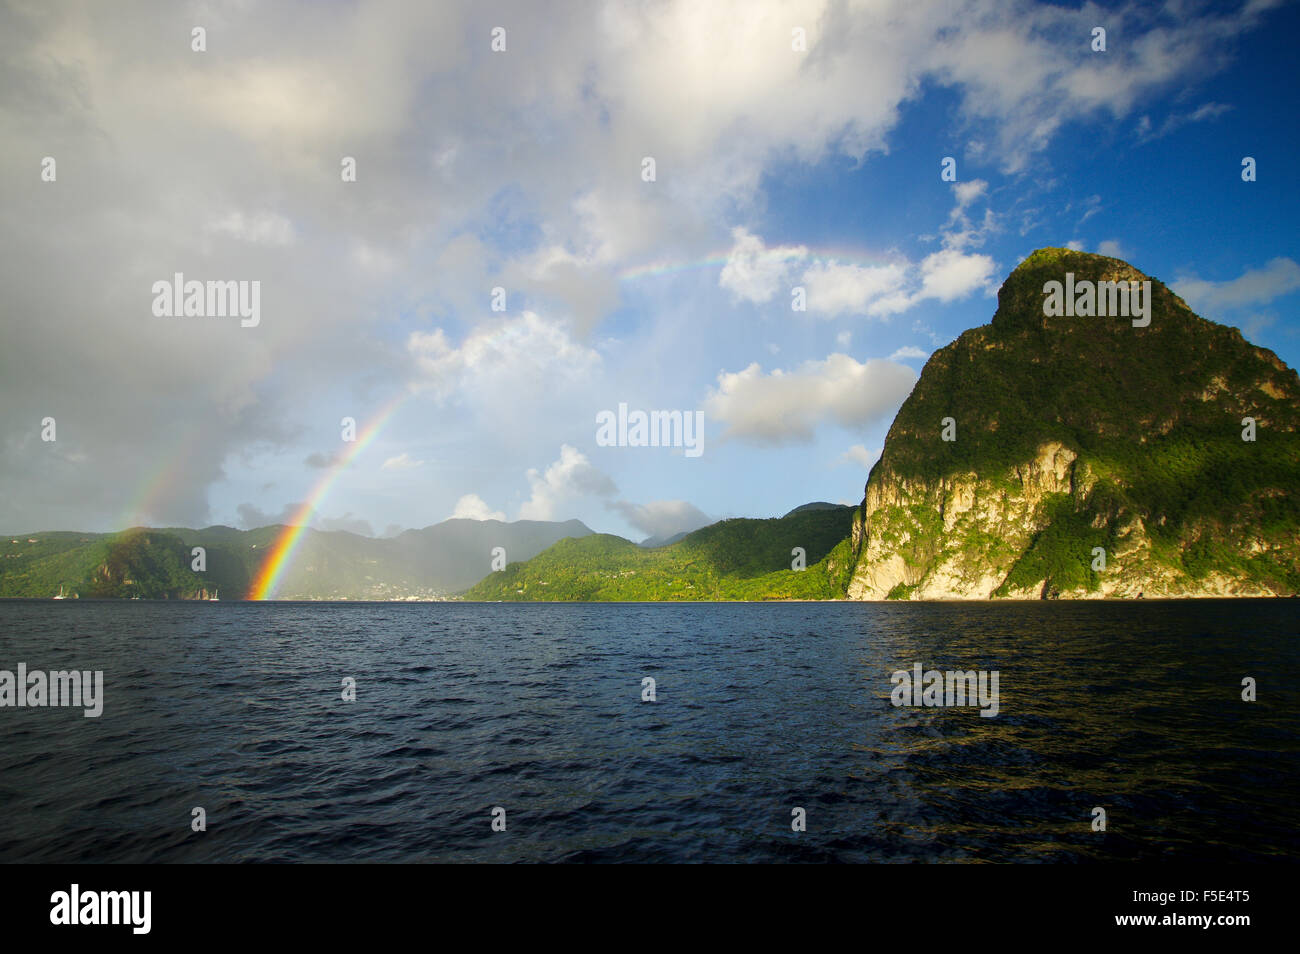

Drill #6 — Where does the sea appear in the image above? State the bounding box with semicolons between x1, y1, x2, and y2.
0;599;1296;863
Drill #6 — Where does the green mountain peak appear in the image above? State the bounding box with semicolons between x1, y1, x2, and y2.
849;249;1300;598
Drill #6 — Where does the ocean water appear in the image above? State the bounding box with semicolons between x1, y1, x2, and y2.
0;599;1295;863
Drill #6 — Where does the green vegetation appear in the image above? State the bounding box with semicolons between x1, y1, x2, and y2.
885;582;917;600
463;506;855;601
0;518;595;600
0;529;216;599
858;247;1300;597
994;493;1110;597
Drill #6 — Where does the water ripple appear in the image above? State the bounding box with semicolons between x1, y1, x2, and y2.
0;599;1295;862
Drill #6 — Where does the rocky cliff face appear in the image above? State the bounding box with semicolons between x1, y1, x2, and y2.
847;248;1300;600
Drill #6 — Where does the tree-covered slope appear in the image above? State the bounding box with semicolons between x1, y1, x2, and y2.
0;518;595;599
0;528;216;598
463;505;855;600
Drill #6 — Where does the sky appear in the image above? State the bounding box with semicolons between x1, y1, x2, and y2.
2;0;1297;542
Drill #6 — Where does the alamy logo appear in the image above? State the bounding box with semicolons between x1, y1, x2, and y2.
0;664;103;717
50;884;151;934
1042;272;1151;327
596;403;704;458
890;663;1000;717
151;273;260;327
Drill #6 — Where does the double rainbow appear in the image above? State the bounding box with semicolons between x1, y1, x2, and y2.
242;243;885;598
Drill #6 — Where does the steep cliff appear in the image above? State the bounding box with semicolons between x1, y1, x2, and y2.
847;248;1300;599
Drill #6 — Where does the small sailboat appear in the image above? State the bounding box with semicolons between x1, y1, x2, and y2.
209;588;220;602
52;585;66;600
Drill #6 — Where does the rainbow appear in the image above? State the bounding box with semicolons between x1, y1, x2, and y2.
247;393;407;600
235;242;891;598
618;253;733;283
117;430;205;530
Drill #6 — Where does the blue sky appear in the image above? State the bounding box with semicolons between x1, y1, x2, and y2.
2;0;1297;540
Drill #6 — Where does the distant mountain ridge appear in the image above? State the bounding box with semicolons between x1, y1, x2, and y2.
0;518;593;600
464;505;855;600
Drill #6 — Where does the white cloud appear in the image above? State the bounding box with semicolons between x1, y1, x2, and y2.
1097;239;1127;260
719;226;808;304
518;445;618;521
704;354;917;445
723;230;994;318
954;179;988;209
1173;258;1300;313
609;499;712;541
801;259;909;317
449;493;505;522
922;5;1273;172
381;452;425;471
940;179;997;251
599;0;1267;181
407;311;602;400
1189;101;1233;122
1137;101;1233;142
916;248;997;303
889;346;929;361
